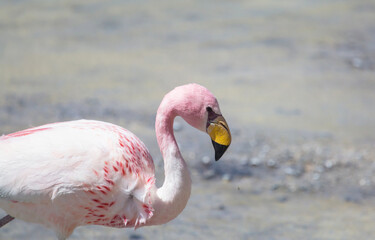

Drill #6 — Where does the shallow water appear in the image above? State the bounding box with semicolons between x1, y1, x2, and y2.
1;0;375;239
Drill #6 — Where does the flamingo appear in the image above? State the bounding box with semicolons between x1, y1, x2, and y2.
0;83;231;239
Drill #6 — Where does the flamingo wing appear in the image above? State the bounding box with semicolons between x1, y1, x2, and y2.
0;120;155;228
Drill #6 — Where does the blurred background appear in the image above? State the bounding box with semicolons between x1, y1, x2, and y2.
1;0;375;239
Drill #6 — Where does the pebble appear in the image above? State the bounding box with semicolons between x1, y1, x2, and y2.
201;156;212;166
350;57;364;69
250;157;262;166
284;165;303;177
359;178;369;187
222;173;232;182
218;205;226;211
284;167;295;175
267;159;277;168
129;234;144;240
324;160;334;169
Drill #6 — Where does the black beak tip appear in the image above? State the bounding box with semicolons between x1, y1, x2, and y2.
212;140;229;161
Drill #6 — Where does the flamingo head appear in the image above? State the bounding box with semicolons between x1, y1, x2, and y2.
165;83;232;160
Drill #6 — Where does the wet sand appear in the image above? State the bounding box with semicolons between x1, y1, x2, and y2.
1;0;375;239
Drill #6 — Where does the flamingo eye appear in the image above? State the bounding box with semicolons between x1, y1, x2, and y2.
206;106;218;122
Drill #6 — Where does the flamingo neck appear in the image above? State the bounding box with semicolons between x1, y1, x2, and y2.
150;101;192;225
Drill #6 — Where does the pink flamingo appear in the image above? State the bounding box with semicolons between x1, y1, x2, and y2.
0;84;231;239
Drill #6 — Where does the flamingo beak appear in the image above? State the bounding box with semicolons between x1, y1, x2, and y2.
206;115;231;161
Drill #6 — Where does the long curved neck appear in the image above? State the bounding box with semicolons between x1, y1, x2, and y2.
149;101;192;225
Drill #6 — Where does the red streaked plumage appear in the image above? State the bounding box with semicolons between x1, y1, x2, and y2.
1;127;51;139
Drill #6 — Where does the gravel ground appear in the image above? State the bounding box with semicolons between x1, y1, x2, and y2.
1;0;375;239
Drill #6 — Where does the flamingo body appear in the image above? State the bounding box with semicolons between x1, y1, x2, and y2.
0;120;155;236
0;84;231;239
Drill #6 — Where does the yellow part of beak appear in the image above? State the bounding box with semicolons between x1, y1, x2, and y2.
207;116;231;146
